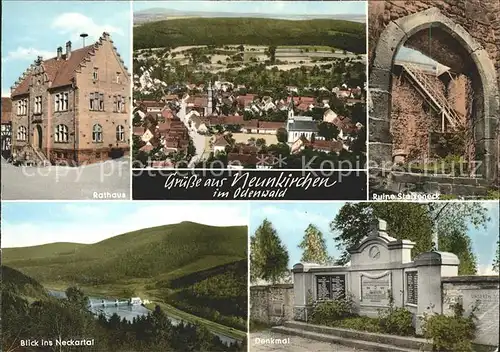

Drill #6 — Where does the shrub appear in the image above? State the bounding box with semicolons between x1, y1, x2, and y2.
379;307;414;336
310;295;356;326
338;316;382;333
422;302;477;352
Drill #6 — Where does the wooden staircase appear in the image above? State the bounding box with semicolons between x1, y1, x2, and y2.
401;62;464;131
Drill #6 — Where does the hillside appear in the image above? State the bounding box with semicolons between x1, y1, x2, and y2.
134;17;366;54
1;265;48;301
3;221;248;332
3;221;247;286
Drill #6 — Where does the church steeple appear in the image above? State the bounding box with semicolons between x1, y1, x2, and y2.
207;80;213;116
287;94;295;122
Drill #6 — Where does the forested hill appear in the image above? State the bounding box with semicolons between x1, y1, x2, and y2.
134;17;366;54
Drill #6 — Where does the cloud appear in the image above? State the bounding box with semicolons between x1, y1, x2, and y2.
2;47;54;63
2;203;248;248
51;13;124;43
477;264;497;276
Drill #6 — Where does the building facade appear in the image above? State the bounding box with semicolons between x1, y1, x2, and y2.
10;32;131;165
1;97;12;159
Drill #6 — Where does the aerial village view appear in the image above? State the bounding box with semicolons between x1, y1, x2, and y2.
131;1;367;169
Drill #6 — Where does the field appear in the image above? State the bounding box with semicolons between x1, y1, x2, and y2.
134;17;366;54
2;221;248;339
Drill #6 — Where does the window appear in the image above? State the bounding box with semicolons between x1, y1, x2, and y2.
116;72;121;84
114;95;126;113
92;124;103;142
89;92;104;111
55;92;69;112
54;124;69;143
17;99;28;115
116;125;125;142
93;68;98;81
34;96;42;114
17;126;27;141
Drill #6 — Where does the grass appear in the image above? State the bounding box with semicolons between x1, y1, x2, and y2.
3;221;248;339
249;320;273;333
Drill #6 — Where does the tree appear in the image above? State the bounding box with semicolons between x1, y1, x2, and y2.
250;219;289;284
330;202;487;274
318;122;339;141
65;286;89;309
493;239;500;273
276;128;288;143
299;224;331;264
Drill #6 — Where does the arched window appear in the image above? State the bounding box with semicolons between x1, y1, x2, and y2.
116;125;125;142
17;126;27;141
92;124;103;142
54;124;68;143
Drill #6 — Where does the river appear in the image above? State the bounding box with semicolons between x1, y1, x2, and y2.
47;290;239;346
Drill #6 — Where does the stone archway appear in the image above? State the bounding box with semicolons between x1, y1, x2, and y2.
369;7;499;181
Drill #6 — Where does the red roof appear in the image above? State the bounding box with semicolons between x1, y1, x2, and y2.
1;97;12;123
13;45;95;97
312;140;343;152
241;119;258;128
187;96;208;107
162;109;175;120
133;127;144;136
12;33;125;97
259;121;285;129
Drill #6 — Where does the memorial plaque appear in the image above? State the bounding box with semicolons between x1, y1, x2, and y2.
271;302;284;317
462;289;499;346
406;271;418;305
316;275;346;301
361;272;391;306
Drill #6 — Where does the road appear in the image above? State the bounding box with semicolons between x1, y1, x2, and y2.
177;110;206;167
1;157;130;200
251;331;372;352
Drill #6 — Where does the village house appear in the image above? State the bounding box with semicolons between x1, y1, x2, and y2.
1;97;13;159
10;32;130;165
258;121;285;135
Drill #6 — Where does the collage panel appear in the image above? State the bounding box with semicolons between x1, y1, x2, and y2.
1;201;249;351
249;201;499;352
1;1;132;200
131;1;368;201
367;1;500;200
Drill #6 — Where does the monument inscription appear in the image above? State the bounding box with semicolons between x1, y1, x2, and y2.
462;289;499;346
360;272;391;306
316;275;346;301
406;271;418;305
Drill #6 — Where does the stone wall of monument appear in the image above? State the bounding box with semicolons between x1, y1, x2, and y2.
250;285;294;325
442;276;499;346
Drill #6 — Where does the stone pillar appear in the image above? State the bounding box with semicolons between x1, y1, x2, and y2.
291;263;320;322
413;251;460;334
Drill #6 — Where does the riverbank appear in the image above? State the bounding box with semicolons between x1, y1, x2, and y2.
144;301;246;341
46;285;246;342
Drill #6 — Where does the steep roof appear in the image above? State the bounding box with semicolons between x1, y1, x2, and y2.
11;32;128;98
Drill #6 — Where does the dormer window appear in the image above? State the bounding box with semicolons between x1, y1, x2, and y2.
93;68;98;81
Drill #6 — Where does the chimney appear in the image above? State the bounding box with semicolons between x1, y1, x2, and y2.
57;46;63;60
65;41;72;59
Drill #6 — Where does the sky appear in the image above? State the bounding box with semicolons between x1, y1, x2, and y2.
133;1;367;16
1;202;248;248
249;202;500;275
1;1;132;97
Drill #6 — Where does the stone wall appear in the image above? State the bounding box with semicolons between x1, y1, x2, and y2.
250;284;294;325
442;276;499;346
369;0;500;83
369;1;500;186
